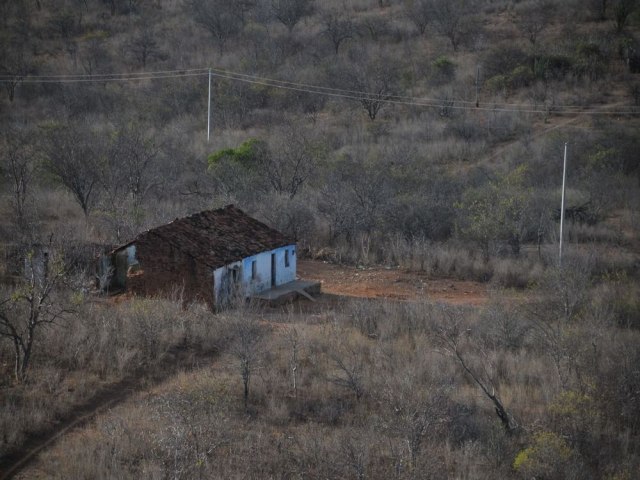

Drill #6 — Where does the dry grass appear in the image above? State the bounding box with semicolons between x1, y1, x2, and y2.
0;297;221;460
1;0;639;477
9;272;640;478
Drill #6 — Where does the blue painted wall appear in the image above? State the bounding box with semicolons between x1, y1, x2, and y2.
242;244;296;294
212;244;297;305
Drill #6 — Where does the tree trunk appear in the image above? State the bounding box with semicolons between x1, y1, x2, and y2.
509;234;521;256
13;338;22;382
7;81;16;102
20;325;35;381
243;376;249;410
242;360;250;410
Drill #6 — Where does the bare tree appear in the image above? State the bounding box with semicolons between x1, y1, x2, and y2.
2;128;36;225
321;11;355;54
613;0;637;32
127;27;162;68
94;123;159;242
48;9;79;38
0;247;72;381
263;124;324;198
328;350;365;401
256;192;317;242
102;0;117;15
404;0;430;35
432;306;518;432
588;0;610;20
41;123;101;216
286;325;301;398
80;38;111;75
515;0;555;48
479;300;529;351
109;123;162;207
271;0;313;32
341;49;400;120
335;431;372;480
380;372;451;473
358;15;390;42
224;311;264;411
325;327;368;402
186;0;244;53
318;148;392;246
525;258;592;389
100;0;142;16
427;0;472;52
0;41;33;102
318;179;361;243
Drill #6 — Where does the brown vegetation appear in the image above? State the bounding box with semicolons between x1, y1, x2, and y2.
1;0;640;478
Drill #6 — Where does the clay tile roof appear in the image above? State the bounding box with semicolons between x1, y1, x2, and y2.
113;205;293;269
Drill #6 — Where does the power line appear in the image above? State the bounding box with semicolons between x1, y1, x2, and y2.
1;66;639;116
207;69;640;115
0;68;208;80
207;66;592;111
0;71;207;83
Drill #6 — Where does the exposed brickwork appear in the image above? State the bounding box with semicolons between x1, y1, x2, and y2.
125;233;214;307
107;205;292;307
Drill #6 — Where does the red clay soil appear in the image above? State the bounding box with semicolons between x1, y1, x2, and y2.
297;260;488;306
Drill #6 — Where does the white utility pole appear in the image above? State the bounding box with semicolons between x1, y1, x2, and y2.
207;68;212;142
559;142;568;267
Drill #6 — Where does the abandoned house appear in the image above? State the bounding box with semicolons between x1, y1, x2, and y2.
98;205;301;308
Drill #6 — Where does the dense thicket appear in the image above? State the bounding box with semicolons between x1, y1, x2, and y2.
0;0;638;257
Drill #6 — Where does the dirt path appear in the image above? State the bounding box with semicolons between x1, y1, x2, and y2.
0;345;217;480
298;260;488;305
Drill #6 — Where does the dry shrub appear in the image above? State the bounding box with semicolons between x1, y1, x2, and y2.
2;247;638;479
0;366;103;458
491;257;544;288
0;295;222;460
565;222;623;244
13;279;640;479
385;236;492;280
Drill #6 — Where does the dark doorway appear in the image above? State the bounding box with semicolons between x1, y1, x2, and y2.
114;251;128;289
219;265;241;307
271;253;276;287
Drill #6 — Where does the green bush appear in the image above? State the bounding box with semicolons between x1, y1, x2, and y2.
613;293;640;329
513;431;574;478
509;65;535;89
430;55;456;85
486;74;509;94
534;54;573;80
573;42;607;80
207;138;267;168
486;66;534;94
483;46;531;78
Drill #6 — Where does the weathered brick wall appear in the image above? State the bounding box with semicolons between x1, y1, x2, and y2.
126;233;214;308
